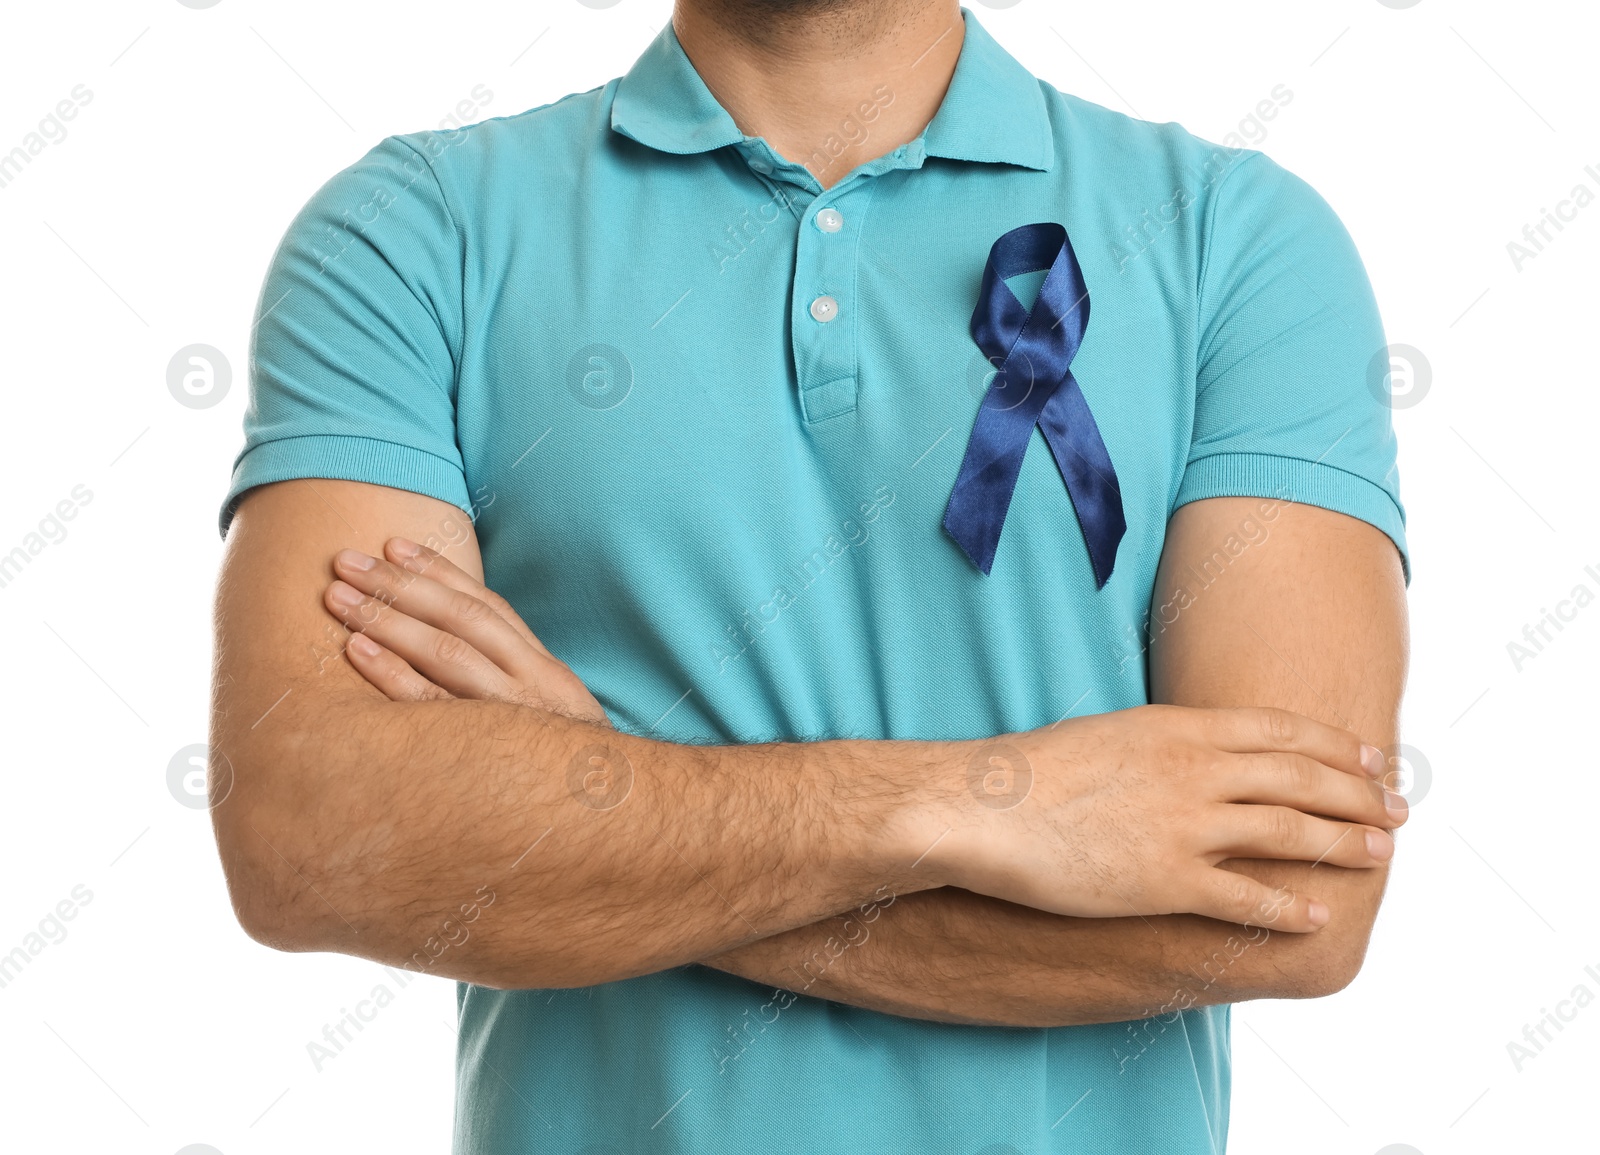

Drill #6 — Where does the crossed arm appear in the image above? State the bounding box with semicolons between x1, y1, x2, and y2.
210;477;1407;1025
698;495;1409;1024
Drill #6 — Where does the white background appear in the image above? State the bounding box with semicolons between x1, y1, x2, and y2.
1;1;1596;1152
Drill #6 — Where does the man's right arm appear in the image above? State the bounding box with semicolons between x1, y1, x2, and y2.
210;477;951;989
210;478;1400;989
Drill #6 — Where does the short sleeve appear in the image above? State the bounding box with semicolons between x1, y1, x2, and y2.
1175;149;1410;584
217;134;473;538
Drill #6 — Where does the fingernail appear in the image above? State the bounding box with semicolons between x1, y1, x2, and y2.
390;537;421;558
336;548;376;571
1307;900;1330;927
329;581;365;606
1360;744;1386;777
1384;790;1408;820
1365;829;1394;861
348;632;380;656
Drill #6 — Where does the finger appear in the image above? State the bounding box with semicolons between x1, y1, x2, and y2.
1231;752;1409;829
1192;871;1329;933
1205;706;1385;780
345;631;453;702
332;549;547;680
384;537;555;659
1214;803;1394;869
324;578;527;702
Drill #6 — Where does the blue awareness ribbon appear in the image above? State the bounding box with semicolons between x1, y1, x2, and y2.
942;222;1126;588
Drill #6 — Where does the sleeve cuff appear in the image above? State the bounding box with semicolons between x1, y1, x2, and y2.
217;433;474;538
1172;452;1411;586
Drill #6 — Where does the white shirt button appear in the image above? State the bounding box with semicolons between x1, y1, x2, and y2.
809;295;839;323
749;159;772;175
815;207;843;233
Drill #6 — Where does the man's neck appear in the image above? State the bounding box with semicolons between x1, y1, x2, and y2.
671;0;964;190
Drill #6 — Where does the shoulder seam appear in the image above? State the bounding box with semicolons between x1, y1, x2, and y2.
1196;149;1266;303
1196;148;1270;329
391;135;467;382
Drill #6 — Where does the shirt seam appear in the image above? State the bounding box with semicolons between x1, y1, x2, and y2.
394;135;468;379
1190;147;1267;464
1195;149;1266;324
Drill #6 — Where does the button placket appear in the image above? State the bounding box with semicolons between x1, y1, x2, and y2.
791;181;870;424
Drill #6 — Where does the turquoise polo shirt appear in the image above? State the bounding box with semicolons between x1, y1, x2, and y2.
220;7;1409;1153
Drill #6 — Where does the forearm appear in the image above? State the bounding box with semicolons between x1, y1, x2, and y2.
703;855;1387;1028
213;682;946;989
702;500;1409;1028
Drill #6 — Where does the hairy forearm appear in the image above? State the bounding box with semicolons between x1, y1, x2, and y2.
703;500;1408;1026
210;481;956;990
703;855;1387;1028
212;681;947;989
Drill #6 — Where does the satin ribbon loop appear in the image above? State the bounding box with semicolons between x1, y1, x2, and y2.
942;222;1126;587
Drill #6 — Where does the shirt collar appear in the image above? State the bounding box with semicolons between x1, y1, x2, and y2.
610;5;1054;173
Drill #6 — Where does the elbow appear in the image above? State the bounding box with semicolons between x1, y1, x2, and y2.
213;817;329;953
208;761;345;954
1217;862;1390;1002
1270;923;1376;1000
230;867;318;953
206;704;373;953
231;889;316;955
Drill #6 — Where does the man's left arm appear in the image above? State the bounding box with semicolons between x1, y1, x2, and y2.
700;496;1409;1027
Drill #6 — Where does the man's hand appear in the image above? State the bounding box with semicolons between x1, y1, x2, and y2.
324;536;609;727
918;704;1405;933
327;535;1406;937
